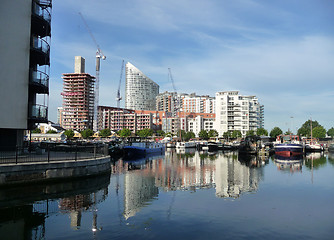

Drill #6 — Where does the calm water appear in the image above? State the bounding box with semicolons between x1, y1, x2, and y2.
1;149;334;240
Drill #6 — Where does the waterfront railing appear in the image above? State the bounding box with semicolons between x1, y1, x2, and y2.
0;143;109;165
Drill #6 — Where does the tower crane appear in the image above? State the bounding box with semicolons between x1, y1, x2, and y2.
116;60;124;108
168;68;179;115
168;68;181;139
79;12;106;131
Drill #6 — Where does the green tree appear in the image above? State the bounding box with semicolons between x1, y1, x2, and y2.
208;129;218;138
231;130;242;138
312;126;326;138
46;130;57;134
327;127;334;138
246;130;255;136
32;128;41;133
223;131;232;139
297;120;321;137
99;128;111;138
137;128;154;138
118;128;131;138
81;129;94;139
199;130;209;139
270;127;283;138
64;129;74;140
156;130;165;137
256;128;268;136
285;130;292;135
184;131;195;141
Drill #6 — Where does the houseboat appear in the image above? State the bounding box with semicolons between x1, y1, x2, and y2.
274;135;304;157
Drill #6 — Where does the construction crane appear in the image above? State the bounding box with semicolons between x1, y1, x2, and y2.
168;68;179;115
79;12;106;131
116;60;124;108
168;68;181;139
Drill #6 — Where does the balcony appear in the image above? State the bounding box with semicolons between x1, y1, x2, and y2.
31;36;50;65
29;104;48;125
29;69;49;93
31;0;52;37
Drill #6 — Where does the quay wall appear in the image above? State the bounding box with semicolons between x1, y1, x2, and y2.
0;157;111;186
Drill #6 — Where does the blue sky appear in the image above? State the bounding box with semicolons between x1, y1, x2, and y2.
49;0;334;133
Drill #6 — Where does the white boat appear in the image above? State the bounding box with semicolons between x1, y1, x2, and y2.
176;141;196;148
303;138;323;152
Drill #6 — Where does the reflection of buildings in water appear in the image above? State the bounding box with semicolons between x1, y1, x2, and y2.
59;189;108;229
215;154;263;198
0;173;110;238
152;151;217;191
123;172;158;220
0;205;46;240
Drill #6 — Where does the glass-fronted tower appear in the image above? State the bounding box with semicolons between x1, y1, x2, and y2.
125;62;159;111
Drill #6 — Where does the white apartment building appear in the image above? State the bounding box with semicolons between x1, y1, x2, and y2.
215;91;263;137
125;62;159;111
188;116;215;137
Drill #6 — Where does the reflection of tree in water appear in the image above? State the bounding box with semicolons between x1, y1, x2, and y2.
304;155;327;170
327;153;334;166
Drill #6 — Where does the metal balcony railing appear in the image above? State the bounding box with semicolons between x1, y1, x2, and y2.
31;104;48;119
31;69;49;88
32;1;51;23
32;35;50;54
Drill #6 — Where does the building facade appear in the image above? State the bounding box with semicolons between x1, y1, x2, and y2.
98;106;165;133
215;91;263;137
181;93;215;114
0;0;52;148
61;57;95;131
125;62;159;111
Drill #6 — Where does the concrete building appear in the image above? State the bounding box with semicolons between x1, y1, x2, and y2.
215;91;263;137
156;92;215;115
61;57;95;131
98;106;165;133
156;91;179;114
125;62;159;111
188;115;215;137
57;107;63;125
0;0;52;149
181;93;215;114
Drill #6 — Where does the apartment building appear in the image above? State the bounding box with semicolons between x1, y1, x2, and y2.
0;0;52;148
156;92;215;114
61;57;95;131
181;93;215;114
125;62;159;111
215;91;263;137
98;106;165;133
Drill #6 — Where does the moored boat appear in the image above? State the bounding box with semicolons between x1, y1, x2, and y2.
303;138;323;152
328;143;334;152
123;141;165;159
176;141;196;148
274;135;304;157
207;141;218;152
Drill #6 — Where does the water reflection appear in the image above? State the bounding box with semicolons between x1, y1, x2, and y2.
273;155;303;173
112;150;268;220
0;173;110;239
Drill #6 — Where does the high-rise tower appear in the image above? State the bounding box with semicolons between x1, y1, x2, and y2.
125;62;159;111
61;57;95;131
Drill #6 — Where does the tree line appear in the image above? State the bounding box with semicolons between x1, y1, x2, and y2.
32;119;334;140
